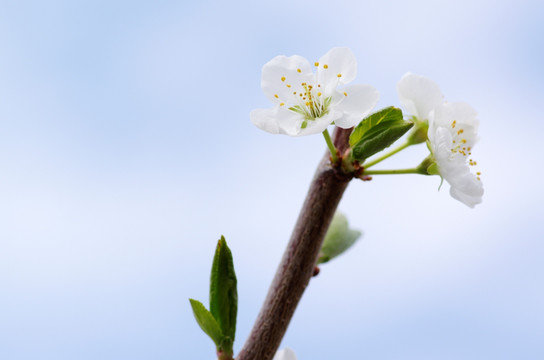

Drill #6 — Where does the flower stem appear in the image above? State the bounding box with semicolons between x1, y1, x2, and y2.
364;167;420;175
363;141;411;169
322;129;338;163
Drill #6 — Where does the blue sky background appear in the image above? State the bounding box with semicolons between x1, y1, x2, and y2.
1;0;543;359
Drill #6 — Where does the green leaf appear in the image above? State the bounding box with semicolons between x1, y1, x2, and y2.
210;236;238;342
349;107;403;147
352;119;414;162
189;299;224;346
318;212;362;264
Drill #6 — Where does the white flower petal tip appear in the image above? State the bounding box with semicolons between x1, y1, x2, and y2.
397;72;444;121
273;347;297;360
450;175;484;208
251;48;378;137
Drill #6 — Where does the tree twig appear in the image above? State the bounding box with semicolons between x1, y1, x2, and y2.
237;127;353;360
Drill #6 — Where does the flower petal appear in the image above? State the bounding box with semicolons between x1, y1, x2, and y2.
431;102;479;149
446;165;484;207
273;348;297;360
449;175;484;208
250;106;303;135
436;101;478;135
317;47;357;94
428;125;452;158
250;107;282;134
397;72;444;120
276;107;308;136
334;84;379;128
297;109;342;136
261;55;314;105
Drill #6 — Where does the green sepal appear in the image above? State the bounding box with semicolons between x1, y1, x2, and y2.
189;299;224;346
210;236;238;342
406;119;429;145
349;107;403;147
318;212;362;264
416;155;440;175
427;162;440;175
352;119;414;162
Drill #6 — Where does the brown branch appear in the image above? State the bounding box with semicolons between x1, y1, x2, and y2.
237;127;353;360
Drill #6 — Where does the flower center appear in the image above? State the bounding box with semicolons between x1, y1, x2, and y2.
275;62;345;129
280;80;330;129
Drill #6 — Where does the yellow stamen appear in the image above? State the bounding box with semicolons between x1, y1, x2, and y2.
343;92;347;96
281;76;286;82
323;64;328;69
297;68;301;73
337;74;342;78
314;62;319;66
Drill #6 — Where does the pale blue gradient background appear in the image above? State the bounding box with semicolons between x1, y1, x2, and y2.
1;0;543;359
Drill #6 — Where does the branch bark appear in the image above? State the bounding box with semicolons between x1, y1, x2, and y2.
237;127;353;360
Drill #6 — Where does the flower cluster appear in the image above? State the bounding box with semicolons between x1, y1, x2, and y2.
397;73;484;207
250;48;483;207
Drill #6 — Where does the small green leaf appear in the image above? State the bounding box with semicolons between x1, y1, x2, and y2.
210;236;238;342
189;299;224;346
350;107;403;147
318;212;362;264
352;119;414;162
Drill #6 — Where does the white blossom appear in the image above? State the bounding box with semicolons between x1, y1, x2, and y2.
428;102;484;207
251;47;379;136
397;73;484;207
